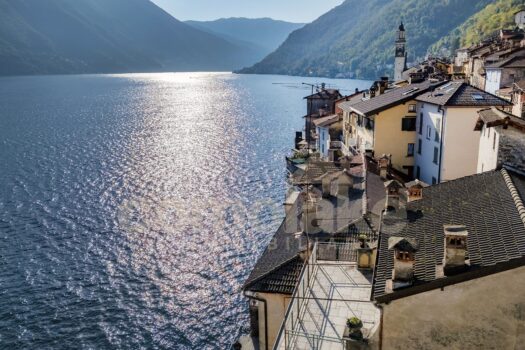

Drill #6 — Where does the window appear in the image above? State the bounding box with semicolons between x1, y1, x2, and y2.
365;117;374;130
407;143;415;157
432;177;437;185
416;166;421;179
408;104;416;112
493;133;497;150
435;118;441;142
419;113;423;135
427;125;432;139
402;117;416;131
433;146;439;164
417;139;422;155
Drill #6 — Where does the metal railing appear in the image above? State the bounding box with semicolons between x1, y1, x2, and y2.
273;242;358;350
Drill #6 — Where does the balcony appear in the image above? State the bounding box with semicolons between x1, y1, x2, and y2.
274;242;381;350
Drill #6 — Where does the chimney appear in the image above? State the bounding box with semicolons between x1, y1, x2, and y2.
331;170;353;197
443;225;469;275
321;83;326;90
378;154;390;179
355;88;359;94
388;237;419;289
405;180;428;202
370;86;376;98
302;192;320;235
384;180;402;213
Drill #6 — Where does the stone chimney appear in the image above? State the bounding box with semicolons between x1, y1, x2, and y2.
405;180;428;202
384;180;402;213
388;237;419;289
443;225;469;275
302;193;320;235
378;154;390;179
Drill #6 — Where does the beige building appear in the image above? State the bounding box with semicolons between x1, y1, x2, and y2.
339;81;444;178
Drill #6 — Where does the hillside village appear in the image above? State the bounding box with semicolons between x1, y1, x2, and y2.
235;9;525;350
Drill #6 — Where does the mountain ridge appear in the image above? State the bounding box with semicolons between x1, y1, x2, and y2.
0;0;260;76
238;0;495;79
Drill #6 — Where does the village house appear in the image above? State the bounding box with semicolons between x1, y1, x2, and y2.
242;154;387;350
511;80;525;117
313;114;342;161
475;107;525;173
374;167;525;349
485;50;525;95
339;80;444;178
303;86;342;146
414;81;512;184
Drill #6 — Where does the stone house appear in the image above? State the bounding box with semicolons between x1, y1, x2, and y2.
475;107;525;173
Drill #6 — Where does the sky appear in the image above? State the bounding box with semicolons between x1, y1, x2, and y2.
150;0;345;23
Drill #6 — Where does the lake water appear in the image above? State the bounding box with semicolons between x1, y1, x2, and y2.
0;72;371;349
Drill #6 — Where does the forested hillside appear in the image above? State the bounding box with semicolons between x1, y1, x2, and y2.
430;0;524;56
0;0;261;76
239;0;495;79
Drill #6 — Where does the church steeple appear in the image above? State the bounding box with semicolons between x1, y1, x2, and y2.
394;22;407;82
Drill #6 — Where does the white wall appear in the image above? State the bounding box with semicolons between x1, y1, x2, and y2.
316;126;330;159
414;102;442;184
477;124;499;173
440;107;481;182
485;69;502;95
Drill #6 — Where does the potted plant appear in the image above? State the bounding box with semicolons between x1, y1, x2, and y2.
358;234;368;248
346;317;363;340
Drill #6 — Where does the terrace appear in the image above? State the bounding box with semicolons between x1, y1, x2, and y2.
274;242;381;350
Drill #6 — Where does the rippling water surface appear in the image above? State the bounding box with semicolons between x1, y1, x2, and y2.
0;73;370;349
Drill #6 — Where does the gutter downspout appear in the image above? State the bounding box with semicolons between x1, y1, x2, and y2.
244;292;269;350
378;304;384;350
437;107;445;183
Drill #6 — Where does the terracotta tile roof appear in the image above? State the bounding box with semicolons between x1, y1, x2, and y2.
374;169;525;301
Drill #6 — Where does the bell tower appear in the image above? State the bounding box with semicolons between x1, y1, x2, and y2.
394;22;407;82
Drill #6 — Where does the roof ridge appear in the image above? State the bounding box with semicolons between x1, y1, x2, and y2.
501;168;525;226
444;82;465;105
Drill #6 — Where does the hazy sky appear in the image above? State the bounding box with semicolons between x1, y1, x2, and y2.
150;0;345;23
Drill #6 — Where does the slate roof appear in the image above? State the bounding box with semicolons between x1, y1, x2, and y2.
416;82;512;107
313;114;340;128
475;107;525;131
373;169;525;302
487;54;525;69
243;198;307;293
293;160;342;185
245;256;304;294
339;81;442;117
305;89;342;100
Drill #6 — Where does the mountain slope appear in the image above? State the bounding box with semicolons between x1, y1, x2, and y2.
185;18;304;52
239;0;494;79
430;0;524;56
0;0;260;76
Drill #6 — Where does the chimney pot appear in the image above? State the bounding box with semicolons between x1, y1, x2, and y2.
443;225;469;275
